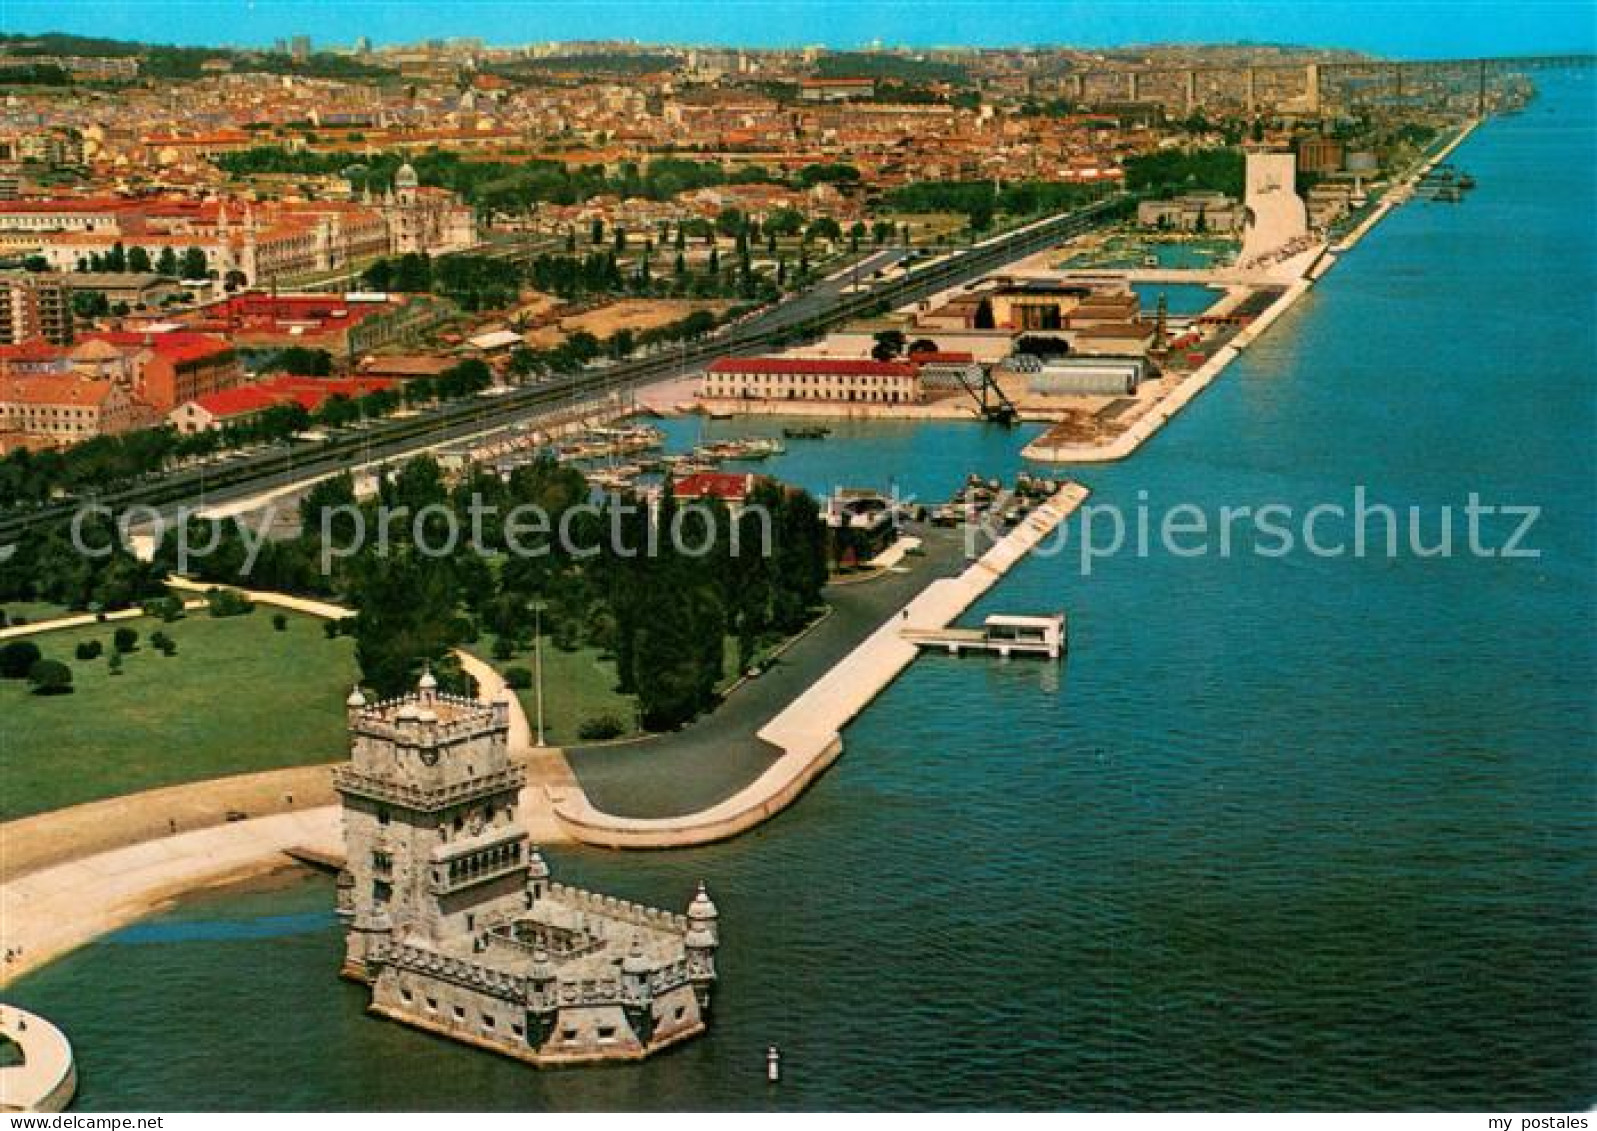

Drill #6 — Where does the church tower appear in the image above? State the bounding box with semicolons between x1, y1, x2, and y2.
334;670;529;980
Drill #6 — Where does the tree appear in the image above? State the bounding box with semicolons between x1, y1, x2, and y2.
71;290;110;320
871;329;906;362
272;613;289;631
273;347;334;376
807;217;843;243
28;658;73;695
908;338;940;356
504;666;533;689
181;247;208;279
0;640;42;679
590;218;605;246
156;247;180;277
114;627;139;654
127;246;152;273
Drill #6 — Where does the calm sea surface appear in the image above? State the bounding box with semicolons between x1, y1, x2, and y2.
11;74;1595;1111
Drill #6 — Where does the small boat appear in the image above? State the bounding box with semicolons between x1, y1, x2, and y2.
783;425;831;440
1458;174;1476;190
1142;254;1160;267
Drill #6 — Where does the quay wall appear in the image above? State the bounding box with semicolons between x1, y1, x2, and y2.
553;482;1091;849
1024;116;1481;466
0;1007;75;1113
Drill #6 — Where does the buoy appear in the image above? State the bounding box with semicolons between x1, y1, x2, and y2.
766;1045;781;1082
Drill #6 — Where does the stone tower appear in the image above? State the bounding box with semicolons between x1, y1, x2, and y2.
332;670;720;1065
334;670;528;978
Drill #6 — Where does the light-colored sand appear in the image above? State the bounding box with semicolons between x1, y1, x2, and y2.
0;582;575;982
524;299;732;348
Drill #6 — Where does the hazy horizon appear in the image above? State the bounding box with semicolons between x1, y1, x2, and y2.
3;1;1593;58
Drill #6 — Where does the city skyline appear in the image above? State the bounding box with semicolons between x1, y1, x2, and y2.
4;0;1595;57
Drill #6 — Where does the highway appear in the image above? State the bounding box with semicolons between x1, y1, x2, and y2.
0;195;1121;542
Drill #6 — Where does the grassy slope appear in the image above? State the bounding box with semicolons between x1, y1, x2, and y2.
0;609;356;818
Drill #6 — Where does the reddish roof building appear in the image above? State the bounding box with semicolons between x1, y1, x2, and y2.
701;356;922;406
671;471;772;505
170;374;394;433
79;330;244;413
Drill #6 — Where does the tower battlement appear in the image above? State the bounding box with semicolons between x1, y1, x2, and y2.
335;669;719;1065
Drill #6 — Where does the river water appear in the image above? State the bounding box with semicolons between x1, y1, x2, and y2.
10;73;1595;1110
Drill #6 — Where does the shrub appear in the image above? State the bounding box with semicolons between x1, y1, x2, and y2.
272;613;289;632
504;666;533;690
113;627;139;654
108;651;123;675
150;630;177;656
28;658;73;695
75;640;104;661
206;588;255;618
323;621;340;640
0;641;42;679
577;715;625;742
143;596;185;622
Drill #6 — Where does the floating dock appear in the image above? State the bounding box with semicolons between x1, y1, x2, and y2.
903;613;1066;659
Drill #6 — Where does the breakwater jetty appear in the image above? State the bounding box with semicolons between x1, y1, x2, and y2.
0;1006;75;1112
552;482;1090;849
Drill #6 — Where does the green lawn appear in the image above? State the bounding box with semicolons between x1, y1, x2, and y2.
0;600;73;628
476;627;803;747
471;637;643;747
0;609;357;819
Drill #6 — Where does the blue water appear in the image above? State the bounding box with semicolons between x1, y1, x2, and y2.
1132;282;1224;315
10;74;1596;1110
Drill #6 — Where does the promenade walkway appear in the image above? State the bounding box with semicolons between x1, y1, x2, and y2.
0;1006;74;1112
0;600;205;642
553;483;1089;848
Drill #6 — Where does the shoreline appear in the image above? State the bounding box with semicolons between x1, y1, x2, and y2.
1022;116;1482;465
552;482;1089;848
0;115;1488;987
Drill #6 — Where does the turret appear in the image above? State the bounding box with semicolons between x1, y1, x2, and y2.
684;881;719;1008
620;936;653;999
523;943;558;1046
345;684;367;724
525;845;551;905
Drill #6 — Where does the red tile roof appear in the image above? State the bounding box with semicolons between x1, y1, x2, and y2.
0;375;117;407
81;330;235;365
185;375;393;419
672;472;765;502
707;357;918;377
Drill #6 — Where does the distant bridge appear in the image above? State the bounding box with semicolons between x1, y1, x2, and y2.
1052;53;1595;117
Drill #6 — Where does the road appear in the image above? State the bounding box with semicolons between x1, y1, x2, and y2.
0;197;1121;541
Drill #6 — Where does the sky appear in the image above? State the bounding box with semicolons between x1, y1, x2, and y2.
1;0;1593;57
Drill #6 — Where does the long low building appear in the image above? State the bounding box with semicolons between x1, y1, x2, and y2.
702;356;923;406
1020;356;1148;397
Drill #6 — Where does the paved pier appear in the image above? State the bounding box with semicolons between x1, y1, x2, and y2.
552;482;1090;848
0;1006;74;1112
